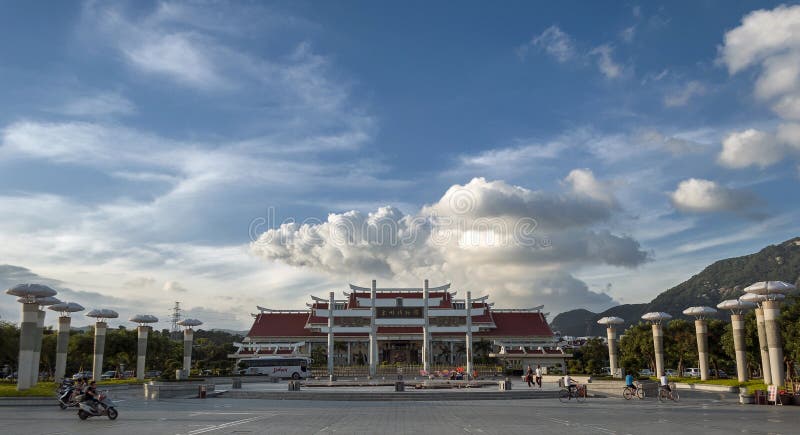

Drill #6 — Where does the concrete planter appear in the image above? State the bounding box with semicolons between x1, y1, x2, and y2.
144;380;215;400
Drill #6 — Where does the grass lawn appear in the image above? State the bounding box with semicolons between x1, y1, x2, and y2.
0;378;146;397
0;382;56;397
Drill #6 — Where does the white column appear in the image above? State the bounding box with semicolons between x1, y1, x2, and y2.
183;328;194;373
450;341;454;364
606;326;618;377
763;300;785;386
16;302;38;391
369;280;377;377
754;307;772;385
31;309;45;386
422;279;430;374
92;322;107;382
136;326;149;380
731;314;748;383
54;316;71;382
652;323;664;378
465;291;473;378
695;319;709;381
328;291;335;376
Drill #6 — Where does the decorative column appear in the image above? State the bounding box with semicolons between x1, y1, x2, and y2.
754;306;772;384
178;319;203;377
129;314;158;380
642;312;672;378
369;280;377;377
93;321;107;382
5;284;58;391
18;302;39;390
328;291;335;377
718;299;755;383
55;316;71;382
597;317;624;377
422;279;430;374
48;302;83;382
31;309;46;386
86;308;120;382
763;300;785;387
683;306;716;381
743;281;794;387
465;291;473;378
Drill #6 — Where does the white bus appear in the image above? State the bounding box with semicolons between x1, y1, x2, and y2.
237;357;311;379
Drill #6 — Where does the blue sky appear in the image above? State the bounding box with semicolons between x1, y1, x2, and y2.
1;1;799;329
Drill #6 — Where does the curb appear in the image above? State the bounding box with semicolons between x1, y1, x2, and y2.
0;397;54;407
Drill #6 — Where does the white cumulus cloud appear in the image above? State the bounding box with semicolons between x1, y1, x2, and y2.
718;129;786;169
670;178;758;214
251;178;648;314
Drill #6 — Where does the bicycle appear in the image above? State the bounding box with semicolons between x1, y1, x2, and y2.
558;384;587;403
657;384;679;402
622;383;645;400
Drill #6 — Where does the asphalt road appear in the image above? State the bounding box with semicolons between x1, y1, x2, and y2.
1;393;796;435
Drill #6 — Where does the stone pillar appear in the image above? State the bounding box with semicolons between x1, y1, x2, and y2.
652;323;664;378
30;309;46;386
695;319;709;381
183;328;194;373
136;326;149;380
92;322;107;382
465;291;473;378
606;326;618;377
54;316;71;382
422;279;430;374
762;300;785;386
731;314;748;383
328;291;335;376
16;302;38;391
369;280;377;377
346;342;351;366
754;307;772;385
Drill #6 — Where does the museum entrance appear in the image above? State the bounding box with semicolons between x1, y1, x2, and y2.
381;341;420;364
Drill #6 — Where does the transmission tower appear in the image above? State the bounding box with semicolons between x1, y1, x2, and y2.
169;302;182;337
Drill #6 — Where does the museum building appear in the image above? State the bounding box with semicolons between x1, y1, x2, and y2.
231;281;570;374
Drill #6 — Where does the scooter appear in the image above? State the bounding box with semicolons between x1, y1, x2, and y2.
77;392;118;420
57;380;80;409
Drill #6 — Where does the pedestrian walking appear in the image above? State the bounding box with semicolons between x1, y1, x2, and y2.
535;364;542;388
525;365;534;387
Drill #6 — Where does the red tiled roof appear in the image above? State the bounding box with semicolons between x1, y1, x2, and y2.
475;312;552;338
247;312;321;338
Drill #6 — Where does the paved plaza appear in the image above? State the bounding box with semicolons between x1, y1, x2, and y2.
1;390;796;435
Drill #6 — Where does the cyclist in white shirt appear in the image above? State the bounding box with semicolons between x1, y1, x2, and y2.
564;374;577;392
660;374;671;392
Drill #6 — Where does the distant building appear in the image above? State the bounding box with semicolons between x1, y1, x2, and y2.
232;281;570;372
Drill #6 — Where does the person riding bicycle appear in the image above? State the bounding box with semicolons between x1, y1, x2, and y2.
659;374;671;393
563;374;577;393
625;373;637;391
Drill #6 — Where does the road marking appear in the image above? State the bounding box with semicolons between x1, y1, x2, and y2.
181;415;268;435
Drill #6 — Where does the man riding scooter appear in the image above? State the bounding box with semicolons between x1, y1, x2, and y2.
83;381;101;412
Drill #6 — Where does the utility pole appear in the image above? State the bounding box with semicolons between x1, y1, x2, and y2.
169;302;182;339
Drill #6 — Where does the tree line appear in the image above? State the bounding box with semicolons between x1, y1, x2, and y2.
0;324;240;378
568;295;800;381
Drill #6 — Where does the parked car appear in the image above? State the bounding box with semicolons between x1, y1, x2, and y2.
710;369;729;379
144;370;162;378
101;371;117;380
72;371;92;380
665;369;678;376
639;369;653;377
123;371;134;378
683;368;701;378
4;372;17;380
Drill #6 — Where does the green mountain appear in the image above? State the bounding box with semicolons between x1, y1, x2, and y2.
551;237;800;337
